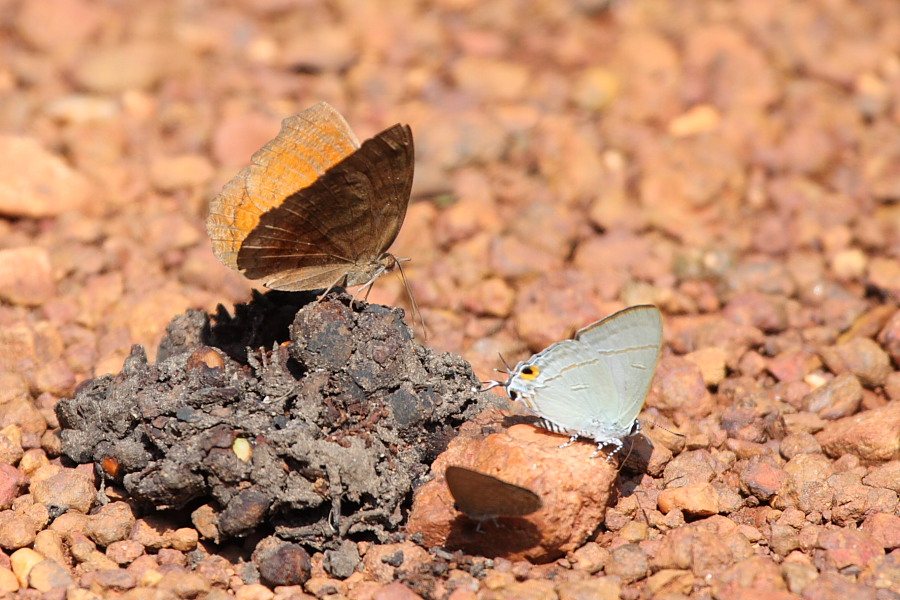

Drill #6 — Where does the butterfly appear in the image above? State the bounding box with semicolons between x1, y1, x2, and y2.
207;101;414;299
485;305;663;461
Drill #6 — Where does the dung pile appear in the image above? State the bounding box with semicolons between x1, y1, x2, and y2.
56;292;495;550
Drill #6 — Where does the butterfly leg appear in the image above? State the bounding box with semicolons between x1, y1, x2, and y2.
591;438;624;462
558;435;579;449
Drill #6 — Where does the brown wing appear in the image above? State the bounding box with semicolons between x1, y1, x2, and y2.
206;102;361;272
235;123;414;290
445;466;542;518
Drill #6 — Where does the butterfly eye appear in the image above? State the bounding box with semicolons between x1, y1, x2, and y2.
520;365;540;380
509;390;518;400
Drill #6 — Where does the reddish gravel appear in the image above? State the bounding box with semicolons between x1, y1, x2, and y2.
2;0;900;598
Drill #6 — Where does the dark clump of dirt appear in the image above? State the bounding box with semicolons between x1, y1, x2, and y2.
56;292;497;550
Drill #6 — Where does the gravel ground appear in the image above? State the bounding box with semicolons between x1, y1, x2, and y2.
2;0;900;598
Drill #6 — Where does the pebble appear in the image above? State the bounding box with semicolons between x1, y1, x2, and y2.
30;469;95;514
0;247;56;306
657;483;720;517
86;501;136;546
0;136;94;218
817;402;900;461
9;547;43;587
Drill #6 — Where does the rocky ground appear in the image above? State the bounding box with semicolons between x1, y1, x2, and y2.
2;0;900;598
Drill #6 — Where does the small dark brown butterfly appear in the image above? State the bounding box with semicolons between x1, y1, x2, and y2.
207;101;414;297
445;465;543;524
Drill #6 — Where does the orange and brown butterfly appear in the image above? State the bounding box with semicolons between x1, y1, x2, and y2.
444;465;543;527
206;102;414;297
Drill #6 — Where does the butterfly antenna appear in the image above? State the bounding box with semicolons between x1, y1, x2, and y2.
641;420;685;438
479;353;514;391
394;256;428;340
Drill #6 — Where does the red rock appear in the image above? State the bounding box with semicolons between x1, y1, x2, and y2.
740;455;788;502
509;270;608;351
651;517;753;578
373;581;424;600
407;409;616;562
818;528;884;576
0;465;26;510
863;461;900;492
802;373;863;420
684;346;728;387
710;555;788;598
861;513;900;550
0;247;55;307
27;558;72;591
0;136;94;218
816;402;900;461
85;501;135;547
657;483;719;518
819;337;892;388
253;537;311;587
29;469;94;514
646;356;715;418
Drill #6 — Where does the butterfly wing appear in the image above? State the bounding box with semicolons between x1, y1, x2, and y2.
573;305;663;430
445;466;542;518
236;123;414;290
207;102;360;273
508;337;620;435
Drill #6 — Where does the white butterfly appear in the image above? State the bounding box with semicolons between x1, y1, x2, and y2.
485;305;663;461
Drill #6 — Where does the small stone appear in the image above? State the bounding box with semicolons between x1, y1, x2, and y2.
863;461;900;492
817;402;900;461
253;537;312;587
30;469;95;513
0;136;94;218
0;566;17;592
817;528;884;572
9;547;42;587
568;542;608;574
86;501;135;546
154;571;211;597
0;509;40;549
668;104;721;137
860;513;900;550
683;346;727;387
657;482;719;517
72;41;171;93
779;433;822;460
323;539;360;579
802;373;863;420
106;539;145;565
0;247;55;306
781;559;818;595
165;528;199;552
604;543;649;583
235;583;276;600
372;581;425;600
557;577;621;600
148;154;215;191
88;568;137;592
740;455;788;502
0;465;26;510
644;569;694;597
819;337;892;388
27;558;73;591
647;356;715;418
33;530;66;569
